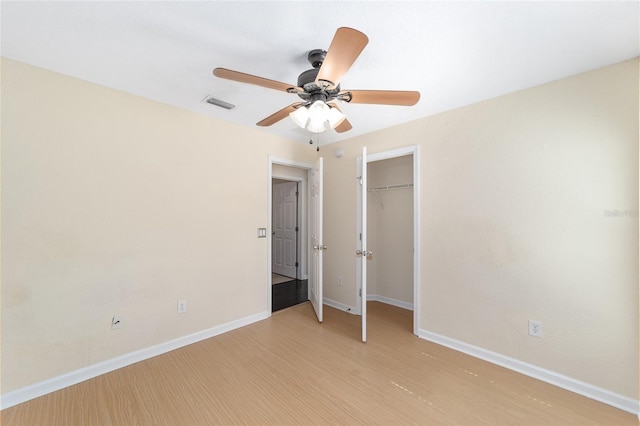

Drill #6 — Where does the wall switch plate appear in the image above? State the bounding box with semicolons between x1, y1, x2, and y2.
528;320;542;337
257;228;267;238
177;300;187;314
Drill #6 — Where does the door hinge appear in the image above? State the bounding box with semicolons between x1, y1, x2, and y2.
359;233;362;241
359;288;362;297
295;191;299;197
295;226;299;232
295;262;299;267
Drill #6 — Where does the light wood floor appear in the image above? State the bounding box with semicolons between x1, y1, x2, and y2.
2;302;636;425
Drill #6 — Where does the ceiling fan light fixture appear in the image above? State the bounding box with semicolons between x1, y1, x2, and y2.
289;105;310;128
306;100;331;132
326;105;346;129
306;119;328;133
289;100;346;133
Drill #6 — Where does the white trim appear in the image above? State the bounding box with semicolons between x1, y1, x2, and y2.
367;294;414;311
323;298;357;315
355;155;364;316
411;147;420;336
267;159;274;315
1;311;270;410
357;145;420;336
270;157;315;169
418;329;640;415
268;156;314;312
367;145;418;162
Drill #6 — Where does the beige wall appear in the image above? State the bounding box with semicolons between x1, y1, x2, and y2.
323;59;639;398
1;59;317;392
366;156;414;305
2;56;638;403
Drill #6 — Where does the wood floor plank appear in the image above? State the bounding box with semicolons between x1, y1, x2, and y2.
2;302;636;425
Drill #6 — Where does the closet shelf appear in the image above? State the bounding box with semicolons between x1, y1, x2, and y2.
367;183;413;192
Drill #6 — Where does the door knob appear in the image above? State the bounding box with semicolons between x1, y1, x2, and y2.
356;249;373;256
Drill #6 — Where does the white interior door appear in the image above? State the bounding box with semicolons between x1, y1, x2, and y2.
309;157;324;322
272;181;298;278
359;147;368;342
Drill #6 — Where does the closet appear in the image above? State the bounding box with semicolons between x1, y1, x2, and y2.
366;155;414;310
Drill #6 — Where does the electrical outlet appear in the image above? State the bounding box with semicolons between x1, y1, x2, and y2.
111;315;122;330
528;320;542;337
177;300;187;314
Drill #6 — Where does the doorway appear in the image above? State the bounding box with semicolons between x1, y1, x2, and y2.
268;157;324;320
271;176;307;312
272;179;299;281
366;155;414;311
356;146;420;341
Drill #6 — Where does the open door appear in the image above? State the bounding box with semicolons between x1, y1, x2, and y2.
309;157;324;322
358;147;368;342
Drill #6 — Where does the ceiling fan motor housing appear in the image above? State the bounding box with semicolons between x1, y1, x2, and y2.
296;49;341;103
297;68;321;90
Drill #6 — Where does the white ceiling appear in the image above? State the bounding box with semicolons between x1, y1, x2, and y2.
2;1;638;145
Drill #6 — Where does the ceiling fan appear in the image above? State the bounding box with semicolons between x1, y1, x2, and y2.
213;27;420;134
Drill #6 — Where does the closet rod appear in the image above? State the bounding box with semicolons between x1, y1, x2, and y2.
367;183;413;192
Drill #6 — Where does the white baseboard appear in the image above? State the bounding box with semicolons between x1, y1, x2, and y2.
419;329;639;415
1;311;271;410
367;294;413;311
323;296;413;315
6;312;635;416
323;298;357;315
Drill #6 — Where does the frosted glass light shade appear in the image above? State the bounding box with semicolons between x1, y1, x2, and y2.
326;105;346;129
289;101;346;133
289;106;310;129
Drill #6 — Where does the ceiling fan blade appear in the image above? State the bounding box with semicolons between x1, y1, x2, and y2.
327;103;352;133
334;117;353;133
316;27;369;88
257;103;304;127
344;90;421;106
213;68;298;93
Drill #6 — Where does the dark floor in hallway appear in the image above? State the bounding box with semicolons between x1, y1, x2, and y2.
272;279;308;312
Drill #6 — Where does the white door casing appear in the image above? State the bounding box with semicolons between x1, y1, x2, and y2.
309;157;324;322
268;157;313;314
272;181;298;278
356;145;420;339
359;147;368;342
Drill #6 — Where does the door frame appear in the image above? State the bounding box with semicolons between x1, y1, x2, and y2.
356;145;421;336
267;156;314;314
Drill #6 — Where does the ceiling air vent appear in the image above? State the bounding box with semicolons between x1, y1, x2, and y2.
202;95;235;110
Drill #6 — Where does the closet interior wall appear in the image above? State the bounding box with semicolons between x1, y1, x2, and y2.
366;155;414;309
